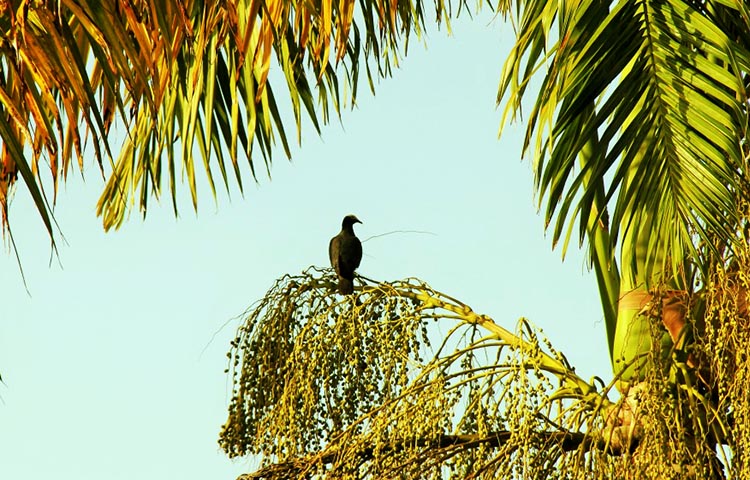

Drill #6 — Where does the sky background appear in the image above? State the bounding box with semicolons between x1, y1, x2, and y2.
0;12;608;480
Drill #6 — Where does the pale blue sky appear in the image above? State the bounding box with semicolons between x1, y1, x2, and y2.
0;13;608;480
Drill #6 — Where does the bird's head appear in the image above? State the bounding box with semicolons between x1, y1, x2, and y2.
342;214;362;228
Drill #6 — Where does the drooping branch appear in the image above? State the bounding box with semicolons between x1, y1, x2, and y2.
221;267;615;479
220;265;750;478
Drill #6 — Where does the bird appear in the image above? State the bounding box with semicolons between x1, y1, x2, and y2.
329;214;363;295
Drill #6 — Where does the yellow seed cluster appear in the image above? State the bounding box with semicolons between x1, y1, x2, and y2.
221;267;616;479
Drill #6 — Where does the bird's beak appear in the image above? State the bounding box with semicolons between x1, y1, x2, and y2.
355;218;362;224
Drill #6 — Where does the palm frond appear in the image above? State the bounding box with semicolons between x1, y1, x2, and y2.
499;0;750;282
0;0;465;240
95;0;456;229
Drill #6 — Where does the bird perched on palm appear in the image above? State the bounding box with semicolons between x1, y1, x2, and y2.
329;215;363;295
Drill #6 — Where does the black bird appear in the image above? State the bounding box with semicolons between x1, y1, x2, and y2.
329;215;363;295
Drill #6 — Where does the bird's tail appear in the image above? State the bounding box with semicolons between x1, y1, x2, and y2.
338;277;354;295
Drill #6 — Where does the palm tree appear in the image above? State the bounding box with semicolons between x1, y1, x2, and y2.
500;0;750;386
3;0;750;477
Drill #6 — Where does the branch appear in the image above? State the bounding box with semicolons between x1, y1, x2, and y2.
239;430;633;479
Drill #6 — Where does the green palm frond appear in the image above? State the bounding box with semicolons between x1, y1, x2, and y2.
499;0;750;283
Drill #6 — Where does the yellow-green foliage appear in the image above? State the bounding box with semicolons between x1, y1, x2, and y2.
596;234;750;479
220;264;750;479
699;249;750;477
220;268;613;479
